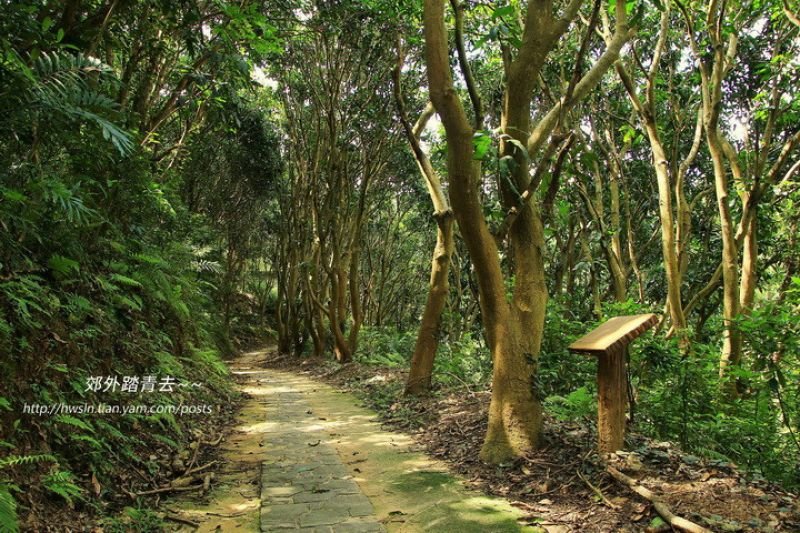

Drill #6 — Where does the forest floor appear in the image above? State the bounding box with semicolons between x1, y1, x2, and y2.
258;350;800;533
165;347;538;532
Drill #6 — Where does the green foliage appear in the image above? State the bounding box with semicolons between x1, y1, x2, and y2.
544;387;596;421
0;483;18;533
0;454;55;531
0;455;56;469
0;1;278;527
538;292;800;489
356;327;416;367
5;50;134;155
102;507;164;533
42;470;83;506
472;130;493;160
434;333;492;387
538;299;596;397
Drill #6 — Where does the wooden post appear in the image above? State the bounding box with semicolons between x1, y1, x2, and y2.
597;344;627;453
568;314;657;454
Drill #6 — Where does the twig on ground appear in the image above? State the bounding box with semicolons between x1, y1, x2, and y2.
606;465;711;533
203;433;224;446
135;484;206;497
202;510;250;518
164;514;199;528
438;372;478;398
184;440;201;475
577;467;619;509
184;433;224;475
184;461;218;476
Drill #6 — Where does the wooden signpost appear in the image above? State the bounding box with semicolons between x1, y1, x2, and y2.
568;313;658;454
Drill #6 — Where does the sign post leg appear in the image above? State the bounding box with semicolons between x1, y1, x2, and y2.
597;344;627;453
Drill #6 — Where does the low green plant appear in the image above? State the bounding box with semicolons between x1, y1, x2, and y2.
356;327;416;367
42;470;83;506
0;454;56;532
544;386;596;421
434;332;492;387
103;507;164;533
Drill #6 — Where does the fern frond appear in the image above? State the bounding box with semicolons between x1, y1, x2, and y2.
191;259;223;274
32;52;114;88
108;274;142;288
53;415;94;433
0;454;55;469
42;470;83;505
0;483;19;533
23;51;133;154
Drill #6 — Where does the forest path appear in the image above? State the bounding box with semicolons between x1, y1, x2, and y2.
170;347;541;532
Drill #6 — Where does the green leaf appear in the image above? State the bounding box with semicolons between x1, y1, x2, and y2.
54;415;94;433
42;471;83;505
70;434;104;449
491;5;515;19
0;484;18;533
473;130;492;160
502;136;529;160
109;273;142;288
47;255;80;276
1;189;26;202
0;454;55;469
49;363;69;373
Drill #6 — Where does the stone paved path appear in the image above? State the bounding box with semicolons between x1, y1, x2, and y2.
260;380;385;532
259;364;540;533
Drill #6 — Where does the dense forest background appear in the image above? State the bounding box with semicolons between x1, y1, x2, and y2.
1;0;800;530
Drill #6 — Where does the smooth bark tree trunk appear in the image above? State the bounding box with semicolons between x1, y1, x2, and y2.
393;55;457;395
405;213;454;395
423;9;542;457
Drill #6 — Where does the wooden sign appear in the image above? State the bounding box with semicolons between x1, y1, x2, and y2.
568;313;658;453
568;314;658;355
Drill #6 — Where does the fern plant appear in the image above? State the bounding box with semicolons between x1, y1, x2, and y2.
41;470;83;506
0;454;56;469
0;454;55;533
4;51;133;154
0;483;18;533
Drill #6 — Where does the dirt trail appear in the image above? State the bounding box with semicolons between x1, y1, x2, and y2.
168;348;540;532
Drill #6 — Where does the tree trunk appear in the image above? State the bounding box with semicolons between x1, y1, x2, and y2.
405;212;454;395
393;55;457;395
700;27;742;383
423;0;543;462
707;129;742;381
